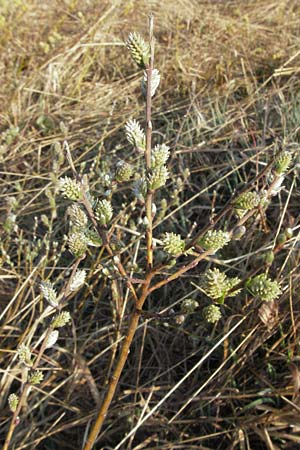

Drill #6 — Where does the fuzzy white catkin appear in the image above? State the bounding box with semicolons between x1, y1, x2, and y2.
40;282;58;308
70;269;86;291
141;69;161;97
45;330;59;349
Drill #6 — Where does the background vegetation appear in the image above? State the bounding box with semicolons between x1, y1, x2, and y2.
1;0;300;448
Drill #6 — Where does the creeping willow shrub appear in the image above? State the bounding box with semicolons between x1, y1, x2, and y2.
6;23;295;448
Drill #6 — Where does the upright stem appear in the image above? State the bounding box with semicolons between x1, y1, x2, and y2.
145;15;154;271
83;17;155;450
83;273;153;450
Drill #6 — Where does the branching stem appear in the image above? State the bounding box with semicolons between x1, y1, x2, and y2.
65;142;139;303
83;16;155;450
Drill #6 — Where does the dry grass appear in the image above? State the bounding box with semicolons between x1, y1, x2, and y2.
1;0;300;449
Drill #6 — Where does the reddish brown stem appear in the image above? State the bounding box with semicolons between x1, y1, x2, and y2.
83;274;153;450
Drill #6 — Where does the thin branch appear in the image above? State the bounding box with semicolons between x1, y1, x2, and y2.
3;327;52;450
65;141;139;303
149;172;284;294
3;257;83;450
186;154;278;250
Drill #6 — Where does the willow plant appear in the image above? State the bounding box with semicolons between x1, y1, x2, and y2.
4;16;294;450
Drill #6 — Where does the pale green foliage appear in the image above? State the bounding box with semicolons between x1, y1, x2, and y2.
84;229;103;247
180;298;199;314
0;124;19;145
28;370;44;385
17;344;32;366
198;229;231;252
247;274;281;302
8;393;19;412
147;165;169;190
94;199;113;225
58;177;82;201
234;191;260;218
3;213;17;234
125;119;145;152
162;232;185;256
200;268;241;303
5;17;298;450
274;151;293;175
115;160;133;182
126;32;150;68
51;311;71;329
68;231;88;257
151;144;170;168
202;304;222;323
67;204;88;229
70;269;86;292
40;281;58;308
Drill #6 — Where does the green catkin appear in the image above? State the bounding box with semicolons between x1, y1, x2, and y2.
147;166;169;190
234;191;260;218
8;394;19;412
125;119;145;152
115;161;133;182
17;344;32;366
28;370;44;385
40;281;58;308
68;232;88;257
162;232;185;257
58;177;82;201
274;151;293;175
67;204;88;229
94;199;113;226
200;268;241;303
125;32;150;68
151;144;170;168
180;298;199;314
198;230;231;252
203;304;222;323
51;311;71;329
247;274;281;302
